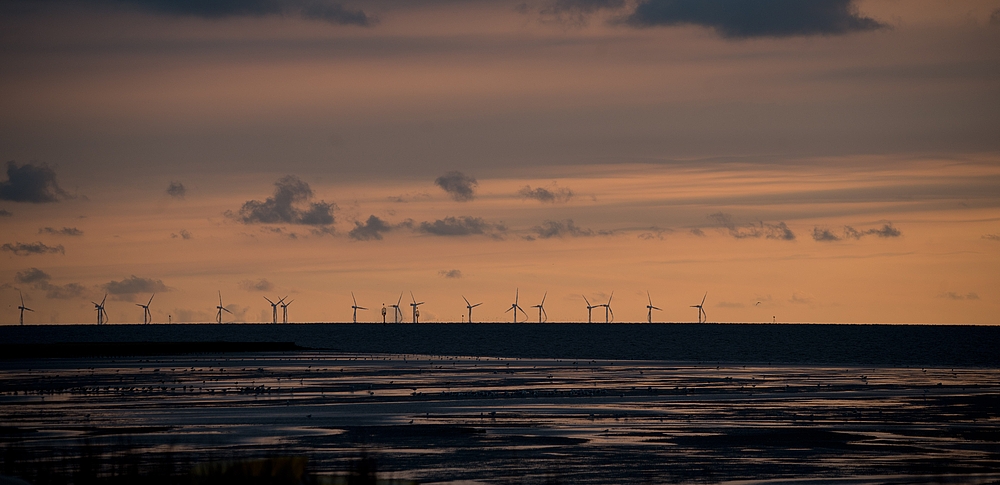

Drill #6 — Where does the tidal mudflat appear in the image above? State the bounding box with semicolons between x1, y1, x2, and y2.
2;351;999;484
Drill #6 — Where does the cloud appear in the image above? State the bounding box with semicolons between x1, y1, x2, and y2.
812;227;840;242
39;227;83;236
690;228;705;237
230;175;336;226
2;241;65;256
624;0;887;38
94;0;375;26
518;184;573;203
939;292;980;301
539;0;626;26
716;301;745;308
434;171;478;202
238;278;274;292
439;269;463;278
15;267;51;285
102;275;169;300
991;8;1000;25
814;223;901;242
13;267;87;299
171;229;193;240
349;215;393;241
983;234;1000;241
530;219;594;239
789;292;813;304
418;216;505;237
0;209;11;217
638;226;672;240
0;161;69;203
708;212;795;241
166;181;186;198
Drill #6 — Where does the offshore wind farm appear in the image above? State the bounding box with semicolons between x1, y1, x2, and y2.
2;0;998;483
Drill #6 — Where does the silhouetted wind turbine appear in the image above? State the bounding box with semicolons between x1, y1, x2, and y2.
646;291;662;324
264;296;281;324
583;295;597;323
599;291;614;323
691;292;707;323
17;291;33;326
409;292;424;324
281;298;293;324
531;292;548;323
390;293;403;323
216;291;233;324
92;294;108;325
136;294;154;324
463;295;482;323
505;289;527;323
351;292;367;323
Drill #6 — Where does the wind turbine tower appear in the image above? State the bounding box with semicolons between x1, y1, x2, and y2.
92;294;108;325
136;294;154;324
583;295;597;324
691;293;707;323
216;291;233;324
646;291;662;324
463;295;482;323
17;292;33;325
531;292;548;323
599;291;615;323
264;296;282;324
505;289;527;323
410;292;424;324
351;292;368;323
281;299;294;324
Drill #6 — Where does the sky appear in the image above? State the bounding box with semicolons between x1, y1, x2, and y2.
1;0;999;325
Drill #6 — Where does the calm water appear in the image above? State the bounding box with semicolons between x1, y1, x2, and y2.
2;323;999;367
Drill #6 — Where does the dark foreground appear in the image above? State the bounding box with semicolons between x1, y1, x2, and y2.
2;350;999;484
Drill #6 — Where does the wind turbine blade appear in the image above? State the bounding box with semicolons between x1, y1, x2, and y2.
135;304;143;308
397;293;402;305
219;291;223;305
223;307;233;314
701;292;707;306
652;306;661;311
101;294;108;305
542;307;548;320
264;297;274;305
358;306;367;310
463;295;471;306
514;288;519;305
647;290;652;305
608;291;614;304
541;292;547;305
473;303;482;308
25;307;33;312
352;292;358;306
505;307;513;313
583;295;591;306
148;294;154;305
411;291;416;303
20;292;25;306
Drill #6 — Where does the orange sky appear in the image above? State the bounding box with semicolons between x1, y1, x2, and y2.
2;0;998;324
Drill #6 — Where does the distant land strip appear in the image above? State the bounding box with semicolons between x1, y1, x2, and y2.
0;342;305;359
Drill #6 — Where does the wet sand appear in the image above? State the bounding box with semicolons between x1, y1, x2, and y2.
2;351;999;484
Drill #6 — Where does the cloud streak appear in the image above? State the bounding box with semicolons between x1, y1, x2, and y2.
0;161;69;203
39;227;83;236
812;223;901;242
939;292;980;301
95;0;375;26
238;278;274;292
230;175;335;227
624;0;887;38
435;172;478;202
2;241;65;255
518;184;573;203
418;216;505;238
529;219;594;239
708;213;795;241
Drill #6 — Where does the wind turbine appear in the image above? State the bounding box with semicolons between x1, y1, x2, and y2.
463;295;482;323
599;291;614;323
351;292;367;323
136;294;154;324
17;292;33;325
389;293;403;323
281;298;294;324
409;292;424;324
531;292;548;323
92;294;108;325
646;291;662;324
583;295;597;324
264;296;282;324
505;289;527;323
691;292;707;323
216;291;233;324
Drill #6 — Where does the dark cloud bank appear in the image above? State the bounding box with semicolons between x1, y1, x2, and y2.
230;175;335;228
418;216;505;238
103;275;169;300
75;0;375;26
0;161;68;203
349;215;413;241
519;185;573;203
529;219;594;239
166;181;186;198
